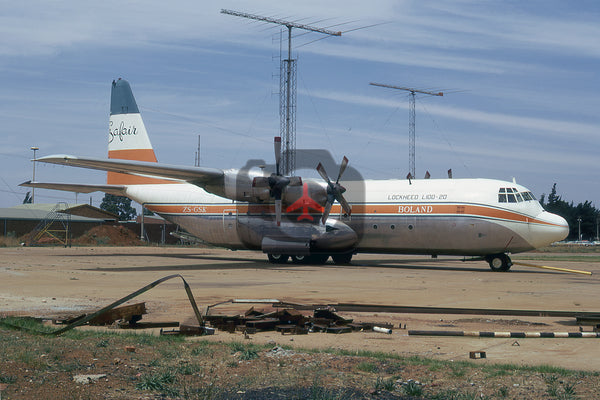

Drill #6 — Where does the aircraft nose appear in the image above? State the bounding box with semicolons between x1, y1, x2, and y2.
541;211;569;243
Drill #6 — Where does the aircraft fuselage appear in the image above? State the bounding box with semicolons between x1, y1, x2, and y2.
126;177;568;258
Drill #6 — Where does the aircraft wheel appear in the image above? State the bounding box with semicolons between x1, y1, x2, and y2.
291;254;329;265
332;253;353;265
486;253;512;271
291;255;307;264
268;254;289;264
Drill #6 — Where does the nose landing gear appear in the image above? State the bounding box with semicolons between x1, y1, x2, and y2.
485;253;512;271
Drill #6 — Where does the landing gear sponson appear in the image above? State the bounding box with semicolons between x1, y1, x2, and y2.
267;252;353;265
485;253;512;272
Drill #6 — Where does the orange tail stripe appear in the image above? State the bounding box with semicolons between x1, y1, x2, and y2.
107;149;175;185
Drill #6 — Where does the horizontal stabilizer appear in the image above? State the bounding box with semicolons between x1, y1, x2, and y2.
20;181;127;196
35;155;224;188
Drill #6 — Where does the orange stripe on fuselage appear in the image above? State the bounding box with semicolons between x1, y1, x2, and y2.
348;203;557;226
107;149;175;185
147;202;559;227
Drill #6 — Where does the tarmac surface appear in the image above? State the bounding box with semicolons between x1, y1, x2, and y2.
1;246;599;371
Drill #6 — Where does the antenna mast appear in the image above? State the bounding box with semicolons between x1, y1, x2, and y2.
221;9;341;175
370;83;443;178
194;135;201;167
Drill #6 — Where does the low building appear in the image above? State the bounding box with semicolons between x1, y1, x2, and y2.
0;203;117;240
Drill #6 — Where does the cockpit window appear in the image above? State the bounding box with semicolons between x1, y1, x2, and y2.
498;188;536;203
515;192;523;202
521;191;536;201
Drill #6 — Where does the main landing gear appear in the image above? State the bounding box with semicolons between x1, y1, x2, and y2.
485;253;512;272
267;253;353;265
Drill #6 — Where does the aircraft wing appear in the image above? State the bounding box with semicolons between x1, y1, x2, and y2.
35;154;225;190
20;181;127;196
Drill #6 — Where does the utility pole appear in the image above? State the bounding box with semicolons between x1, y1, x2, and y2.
194;135;201;167
221;9;341;175
370;83;443;178
577;217;582;241
30;146;39;204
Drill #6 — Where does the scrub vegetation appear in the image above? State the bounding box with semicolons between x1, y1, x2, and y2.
540;183;599;241
1;317;599;399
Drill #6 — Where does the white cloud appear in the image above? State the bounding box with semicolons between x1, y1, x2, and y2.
304;88;600;140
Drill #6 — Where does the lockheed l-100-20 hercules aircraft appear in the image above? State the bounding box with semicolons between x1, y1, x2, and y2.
22;79;569;271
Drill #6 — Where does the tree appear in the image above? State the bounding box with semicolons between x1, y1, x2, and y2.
100;194;137;221
540;183;600;241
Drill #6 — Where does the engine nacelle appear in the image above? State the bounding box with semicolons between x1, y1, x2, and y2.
260;219;357;255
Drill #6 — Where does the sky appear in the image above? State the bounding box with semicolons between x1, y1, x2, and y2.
1;0;598;209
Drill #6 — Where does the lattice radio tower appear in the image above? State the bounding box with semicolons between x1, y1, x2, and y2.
222;9;341;175
370;83;443;178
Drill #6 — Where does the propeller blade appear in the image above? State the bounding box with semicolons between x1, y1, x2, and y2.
336;156;349;183
321;201;333;224
275;198;282;226
316;157;353;223
337;194;352;216
316;162;331;184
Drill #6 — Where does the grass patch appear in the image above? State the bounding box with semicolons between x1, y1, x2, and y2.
430;390;483;399
0;375;17;384
136;370;178;396
402;380;424;397
176;362;202;375
0;316;54;334
228;341;260;360
239;348;259;360
356;361;378;373
374;376;396;392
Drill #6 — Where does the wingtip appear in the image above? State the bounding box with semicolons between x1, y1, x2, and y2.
36;154;78;163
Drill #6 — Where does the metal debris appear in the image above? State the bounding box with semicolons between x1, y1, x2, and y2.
160;325;215;336
373;326;393;334
203;304;383;335
469;351;486;359
88;302;147;326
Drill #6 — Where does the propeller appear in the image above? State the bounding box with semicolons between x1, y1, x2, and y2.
252;137;301;226
316;156;352;224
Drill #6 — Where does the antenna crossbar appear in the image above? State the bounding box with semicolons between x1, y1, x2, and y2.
221;9;342;36
370;82;443;97
369;82;444;178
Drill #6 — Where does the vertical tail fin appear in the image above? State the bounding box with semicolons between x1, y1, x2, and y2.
107;78;163;185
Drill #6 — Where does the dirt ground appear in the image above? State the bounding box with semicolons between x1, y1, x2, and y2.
1;246;599;372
